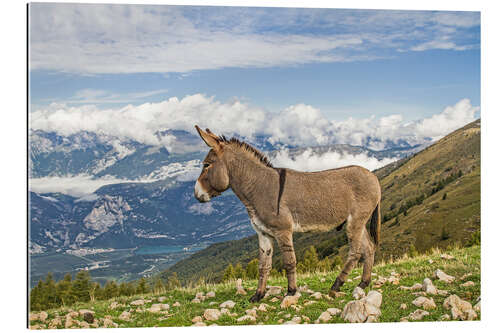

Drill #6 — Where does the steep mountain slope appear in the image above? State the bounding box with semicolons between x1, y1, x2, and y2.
163;119;480;284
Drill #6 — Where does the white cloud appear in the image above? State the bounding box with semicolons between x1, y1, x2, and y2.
28;4;479;74
30;95;480;150
29;175;138;197
272;149;397;172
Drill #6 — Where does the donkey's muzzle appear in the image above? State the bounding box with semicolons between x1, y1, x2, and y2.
194;180;211;202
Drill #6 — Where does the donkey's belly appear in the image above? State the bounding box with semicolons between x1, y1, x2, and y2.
292;216;346;233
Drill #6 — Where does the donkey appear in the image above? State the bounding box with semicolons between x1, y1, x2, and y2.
193;126;381;302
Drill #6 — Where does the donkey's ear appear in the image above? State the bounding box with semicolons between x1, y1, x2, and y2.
195;125;222;151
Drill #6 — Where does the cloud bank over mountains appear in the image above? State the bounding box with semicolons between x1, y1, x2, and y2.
30;95;479;151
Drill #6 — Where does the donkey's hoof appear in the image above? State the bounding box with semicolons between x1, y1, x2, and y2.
330;277;344;293
249;292;264;303
286;288;297;296
357;280;370;289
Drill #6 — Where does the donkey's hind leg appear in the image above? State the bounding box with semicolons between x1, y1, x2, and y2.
329;215;365;295
358;229;375;289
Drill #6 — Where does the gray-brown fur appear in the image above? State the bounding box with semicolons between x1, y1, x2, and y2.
193;126;382;301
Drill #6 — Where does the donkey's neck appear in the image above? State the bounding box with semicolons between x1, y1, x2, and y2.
226;154;278;214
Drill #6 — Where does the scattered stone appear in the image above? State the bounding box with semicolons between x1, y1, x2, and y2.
237;315;256;322
352;286;365;300
422;278;438;295
79;321;90;329
387;275;400;285
277;319;284;324
320;278;326;282
327;308;342;316
411;283;423;290
64;317;74;329
149;303;170;313
330;291;346;298
407;309;429;321
246;308;257;317
428;259;434;264
173;301;181;307
48;317;62;329
341;290;382;323
437;290;449;296
354;275;361;280
203;309;221;321
206;291;216;298
191;298;201;303
284;313;291;319
265;286;283;298
236;278;247;295
130;299;145;306
119;311;131;321
257;303;272;312
220;300;236;309
158;296;167;302
443;294;477;320
440;314;451;321
29;313;40;322
304;300;317;306
412;296;436;310
280;292;301;308
440;254;454;260
311;291;323;299
270;297;280;303
461;281;475;287
195;292;204;299
209;301;217;306
434;269;455;283
302;315;311;322
191;316;203;323
400;303;407;310
460;273;473;280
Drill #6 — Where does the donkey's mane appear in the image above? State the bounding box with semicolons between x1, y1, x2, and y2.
218;135;273;168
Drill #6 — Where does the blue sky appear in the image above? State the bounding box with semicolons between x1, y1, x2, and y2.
28;3;480;148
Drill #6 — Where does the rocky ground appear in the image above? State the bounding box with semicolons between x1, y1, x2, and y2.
29;245;480;329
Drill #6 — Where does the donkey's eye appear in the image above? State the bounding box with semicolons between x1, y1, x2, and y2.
203;163;210;168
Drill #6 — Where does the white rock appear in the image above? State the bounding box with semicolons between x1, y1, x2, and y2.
206;291;216;298
237;315;256;322
311;291;322;299
220;300;236;309
149;303;169;313
342;300;367;323
119;311;131;321
326;308;342;316
191;316;203;323
316;311;332;323
246;309;257;317
191;298;201;303
434;269;455;283
461;281;475;287
236;279;247;295
407;309;429;321
366;290;383;308
422;278;438;295
443;294;477;320
412;296;436;310
352;287;365;300
130;299;145;306
158;296;167;302
400;303;407;310
203;309;221;321
440;314;451;320
265;286;283;297
280;293;301;308
173;301;181;307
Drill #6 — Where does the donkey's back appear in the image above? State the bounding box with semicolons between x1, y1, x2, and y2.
279;165;381;232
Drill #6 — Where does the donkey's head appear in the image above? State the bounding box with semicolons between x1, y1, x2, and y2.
194;125;230;202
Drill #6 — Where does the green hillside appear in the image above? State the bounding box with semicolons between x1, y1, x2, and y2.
162;119;480;284
29;245;480;328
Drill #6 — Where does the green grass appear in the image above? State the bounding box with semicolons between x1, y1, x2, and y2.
29;245;480;328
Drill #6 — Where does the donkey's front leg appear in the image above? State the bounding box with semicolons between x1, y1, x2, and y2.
250;232;274;302
275;232;297;296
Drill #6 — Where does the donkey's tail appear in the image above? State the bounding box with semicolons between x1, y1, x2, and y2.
369;202;381;246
